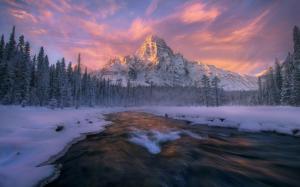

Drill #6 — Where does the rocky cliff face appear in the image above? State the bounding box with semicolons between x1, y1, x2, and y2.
98;35;257;91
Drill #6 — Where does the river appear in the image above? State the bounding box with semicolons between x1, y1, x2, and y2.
45;112;300;187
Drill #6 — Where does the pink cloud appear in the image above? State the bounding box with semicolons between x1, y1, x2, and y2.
30;28;48;35
180;2;220;23
145;0;160;16
127;18;153;40
80;20;107;37
9;8;38;23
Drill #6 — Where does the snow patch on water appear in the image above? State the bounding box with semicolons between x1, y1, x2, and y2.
129;129;204;154
129;130;180;154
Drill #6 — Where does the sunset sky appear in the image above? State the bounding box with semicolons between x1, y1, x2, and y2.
0;0;299;75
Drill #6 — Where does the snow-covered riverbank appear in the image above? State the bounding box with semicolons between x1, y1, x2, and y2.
0;105;300;187
0;106;125;187
140;106;300;136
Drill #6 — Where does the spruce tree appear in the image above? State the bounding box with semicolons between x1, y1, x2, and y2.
274;58;282;102
293;26;300;61
266;67;277;105
291;65;300;106
6;26;16;60
43;55;50;105
74;54;81;109
82;67;88;104
2;26;17;104
211;76;220;106
37;47;44;105
14;35;27;103
23;41;31;105
59;58;67;108
257;77;263;104
0;34;4;60
201;75;211;106
0;35;5;98
281;54;293;105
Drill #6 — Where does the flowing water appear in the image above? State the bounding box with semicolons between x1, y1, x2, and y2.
45;112;300;187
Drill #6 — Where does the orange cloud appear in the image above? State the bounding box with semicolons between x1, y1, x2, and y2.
42;10;53;19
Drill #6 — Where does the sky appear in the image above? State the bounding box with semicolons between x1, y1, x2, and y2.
0;0;300;75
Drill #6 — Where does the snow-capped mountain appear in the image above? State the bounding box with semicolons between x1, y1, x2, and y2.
98;35;257;91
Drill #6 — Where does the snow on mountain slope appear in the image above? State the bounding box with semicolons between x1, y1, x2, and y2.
98;35;257;90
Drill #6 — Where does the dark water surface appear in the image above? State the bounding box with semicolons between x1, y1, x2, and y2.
45;112;300;187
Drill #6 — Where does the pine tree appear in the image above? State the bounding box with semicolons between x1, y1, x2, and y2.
201;75;211;106
43;55;50;105
58;58;67;108
2;26;17;104
29;55;38;105
49;63;57;103
82;67;88;104
211;76;220;106
14;35;27;103
291;65;300;106
23;41;31;105
293;26;300;61
37;47;45;105
36;47;50;105
257;77;263;104
281;54;293;105
6;26;16;60
266;67;277;105
0;34;4;59
0;34;6;98
274;58;282;104
74;54;81;109
66;62;73;106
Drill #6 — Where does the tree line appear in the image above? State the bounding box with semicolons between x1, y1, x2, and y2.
0;26;256;108
258;26;300;106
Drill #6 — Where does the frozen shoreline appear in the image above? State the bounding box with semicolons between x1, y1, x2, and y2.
139;106;300;136
0;106;125;187
0;105;300;187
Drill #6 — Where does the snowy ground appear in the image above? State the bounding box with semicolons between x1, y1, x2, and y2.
0;105;299;187
0;106;125;187
140;106;300;136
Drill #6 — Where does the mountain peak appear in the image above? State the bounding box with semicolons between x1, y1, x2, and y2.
144;34;166;45
136;34;173;63
100;35;258;91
